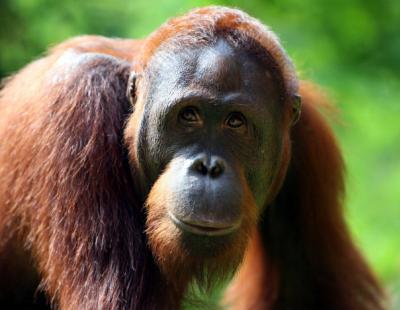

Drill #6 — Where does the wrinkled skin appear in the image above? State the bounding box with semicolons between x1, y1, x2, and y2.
131;39;285;241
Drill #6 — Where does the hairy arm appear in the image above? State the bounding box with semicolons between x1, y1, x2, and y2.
0;40;162;309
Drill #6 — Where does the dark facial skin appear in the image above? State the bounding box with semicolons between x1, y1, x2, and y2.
136;38;285;237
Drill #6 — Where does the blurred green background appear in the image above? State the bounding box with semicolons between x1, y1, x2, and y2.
0;0;399;308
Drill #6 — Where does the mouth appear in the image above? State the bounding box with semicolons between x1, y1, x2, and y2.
168;211;241;236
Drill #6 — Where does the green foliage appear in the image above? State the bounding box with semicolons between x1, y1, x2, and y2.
0;0;399;307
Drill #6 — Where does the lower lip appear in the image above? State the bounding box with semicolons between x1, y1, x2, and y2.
168;211;240;236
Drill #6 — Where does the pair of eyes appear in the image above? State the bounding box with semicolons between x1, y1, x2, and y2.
179;106;247;129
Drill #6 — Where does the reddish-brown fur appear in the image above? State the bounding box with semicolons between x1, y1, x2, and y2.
0;41;162;309
0;6;385;310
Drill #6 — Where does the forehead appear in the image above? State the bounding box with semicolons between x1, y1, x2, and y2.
145;38;279;103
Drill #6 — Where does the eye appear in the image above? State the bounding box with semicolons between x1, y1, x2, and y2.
225;112;246;129
179;106;201;123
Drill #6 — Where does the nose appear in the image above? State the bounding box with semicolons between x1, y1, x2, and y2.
190;155;225;178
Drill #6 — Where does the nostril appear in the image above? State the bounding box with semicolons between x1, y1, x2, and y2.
192;159;208;175
209;159;225;178
191;155;225;177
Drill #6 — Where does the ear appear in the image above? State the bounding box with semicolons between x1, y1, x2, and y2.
127;71;138;105
291;93;301;125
